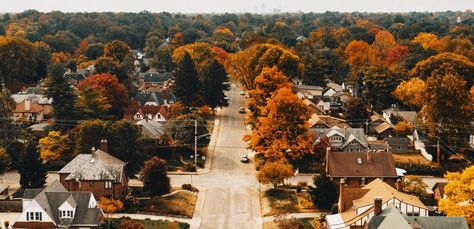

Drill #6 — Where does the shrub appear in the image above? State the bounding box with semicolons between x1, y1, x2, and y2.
183;163;197;172
181;184;199;192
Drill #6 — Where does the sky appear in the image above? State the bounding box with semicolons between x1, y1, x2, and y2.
1;0;473;13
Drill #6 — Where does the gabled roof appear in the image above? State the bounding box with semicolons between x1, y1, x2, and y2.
313;127;368;147
326;151;397;178
326;82;344;92
383;107;418;123
134;90;177;106
19;180;102;227
303;99;326;115
308;114;348;129
14;100;44;113
58;149;125;182
374;122;393;134
136;120;167;139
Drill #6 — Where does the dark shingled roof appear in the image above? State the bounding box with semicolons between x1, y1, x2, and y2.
144;72;173;83
326;151;397;178
386;137;409;146
19;180;102;227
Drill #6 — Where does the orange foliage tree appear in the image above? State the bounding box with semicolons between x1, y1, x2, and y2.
77;73;129;118
245;87;313;161
245;67;292;128
393;77;426;109
344;40;376;82
257;161;293;188
98;197;124;213
50;52;70;63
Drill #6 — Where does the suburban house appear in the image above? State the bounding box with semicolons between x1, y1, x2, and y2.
313;127;369;152
13;99;45;123
123;105;171;122
315;97;331;112
325;151;399;188
133;90;177;107
382;106;418;125
12;180;103;229
326;179;428;229
432;182;448;201
367;139;390;152
57;140;127;199
364;204;468;229
139;69;173;90
303;99;326;115
308;114;348;130
386;137;412;154
294;85;324;100
132;49;144;60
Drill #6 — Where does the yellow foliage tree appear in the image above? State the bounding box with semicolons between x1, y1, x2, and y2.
392;77;426;109
344;40;376;82
412;32;440;50
51;52;70;63
470;86;474;103
393;120;414;137
38;131;69;161
257;161;293;188
439;166;474;227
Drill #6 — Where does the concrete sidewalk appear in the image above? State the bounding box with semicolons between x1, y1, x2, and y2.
261;212;326;223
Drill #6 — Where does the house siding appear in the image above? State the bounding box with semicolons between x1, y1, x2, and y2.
59;174;127;199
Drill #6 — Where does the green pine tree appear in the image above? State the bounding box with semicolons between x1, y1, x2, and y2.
173;52;200;107
202;60;230;110
19;141;47;189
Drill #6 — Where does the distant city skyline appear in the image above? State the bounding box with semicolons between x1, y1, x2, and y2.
1;0;473;14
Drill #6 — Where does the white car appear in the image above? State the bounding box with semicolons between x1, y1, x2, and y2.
239;107;245;113
240;90;246;95
240;154;249;163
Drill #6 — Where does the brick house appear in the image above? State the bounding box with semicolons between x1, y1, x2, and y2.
325;150;399;188
57;140;127;199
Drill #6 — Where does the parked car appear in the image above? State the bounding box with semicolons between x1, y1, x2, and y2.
239;107;245;113
240;90;246;95
240;153;249;163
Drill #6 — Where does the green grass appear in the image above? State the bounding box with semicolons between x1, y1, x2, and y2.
140;191;197;218
263;189;301;216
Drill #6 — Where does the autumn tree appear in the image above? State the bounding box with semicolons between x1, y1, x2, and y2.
106;120;144;178
150;45;175;73
471;86;474;103
0;36;38;91
76;85;112;119
393;77;426;110
402;175;431;205
410;52;474;87
421;74;473;146
257;161;293;188
98;197;124;214
34;41;52;80
245;87;313;161
309;173;338;209
246;67;292;128
344;40;376;82
393;120;413;137
75;119;107;154
0;148;10;175
44;63;77;125
104;40;133;62
77;73;129;118
344;97;371;127
39;131;69;161
226;43;303;90
19;141;47;189
139;156;171;197
439;166;474;227
172;52;201;107
362;64;404;109
84;43;104;60
201;60;229;110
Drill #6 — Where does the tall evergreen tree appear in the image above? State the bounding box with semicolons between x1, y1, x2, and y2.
19;141;47;189
173;51;200;107
44;63;77;126
202;60;229;110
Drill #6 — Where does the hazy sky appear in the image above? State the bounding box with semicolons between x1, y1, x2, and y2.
1;0;473;13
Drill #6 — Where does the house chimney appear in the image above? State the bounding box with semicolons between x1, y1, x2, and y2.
25;99;31;111
338;178;345;213
367;151;372;163
99;139;108;152
396;179;403;191
374;196;383;215
325;147;331;174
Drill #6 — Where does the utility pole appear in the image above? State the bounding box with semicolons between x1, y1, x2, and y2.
437;139;440;165
194;119;198;166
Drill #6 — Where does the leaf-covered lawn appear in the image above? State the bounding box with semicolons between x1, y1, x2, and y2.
262;189;301;216
140;191;197;218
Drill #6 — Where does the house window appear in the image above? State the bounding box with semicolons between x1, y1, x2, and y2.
350;140;358;145
90;181;94;187
105;181;112;189
60;210;74;218
27;212;34;221
361;178;366;186
35;212;42;221
397;146;402;150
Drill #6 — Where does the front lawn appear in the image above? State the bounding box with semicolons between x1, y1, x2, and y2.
140;191;197;218
297;191;316;210
102;217;190;229
261;189;301;216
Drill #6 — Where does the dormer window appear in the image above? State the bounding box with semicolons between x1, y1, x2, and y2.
26;212;42;221
60;210;74;218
